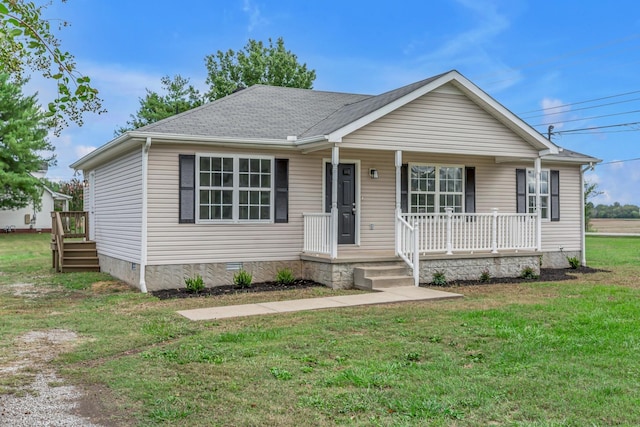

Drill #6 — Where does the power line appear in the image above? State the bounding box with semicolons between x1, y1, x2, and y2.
531;109;640;127
520;95;640;119
598;157;640;165
552;121;640;134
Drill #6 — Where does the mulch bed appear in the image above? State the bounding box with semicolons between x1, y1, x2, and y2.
151;279;323;300
424;266;608;288
151;267;608;300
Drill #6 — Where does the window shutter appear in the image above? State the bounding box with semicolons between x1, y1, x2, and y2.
550;169;560;221
516;168;526;214
401;164;408;213
465;167;476;213
274;158;289;223
179;155;195;223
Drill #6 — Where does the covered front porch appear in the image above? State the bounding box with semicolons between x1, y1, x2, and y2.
301;148;543;287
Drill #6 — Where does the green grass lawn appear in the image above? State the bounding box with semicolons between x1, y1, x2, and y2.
1;233;639;426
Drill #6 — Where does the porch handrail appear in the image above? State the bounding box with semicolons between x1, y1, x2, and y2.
396;213;420;286
303;213;333;256
401;210;538;254
51;212;65;272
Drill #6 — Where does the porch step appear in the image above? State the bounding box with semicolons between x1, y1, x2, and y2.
353;265;415;290
56;240;100;273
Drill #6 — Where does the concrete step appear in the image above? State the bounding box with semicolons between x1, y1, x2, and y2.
354;265;415;290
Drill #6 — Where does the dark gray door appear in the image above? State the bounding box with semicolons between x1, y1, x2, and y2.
325;163;356;244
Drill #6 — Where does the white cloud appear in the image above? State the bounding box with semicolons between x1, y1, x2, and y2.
75;145;97;158
242;0;268;32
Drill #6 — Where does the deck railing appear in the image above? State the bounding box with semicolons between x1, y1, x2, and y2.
400;209;538;254
51;211;89;272
303;213;333;256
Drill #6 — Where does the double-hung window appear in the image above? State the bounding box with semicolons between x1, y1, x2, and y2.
197;154;273;222
527;169;549;220
410;164;464;213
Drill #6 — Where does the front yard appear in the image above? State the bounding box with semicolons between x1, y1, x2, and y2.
0;233;639;426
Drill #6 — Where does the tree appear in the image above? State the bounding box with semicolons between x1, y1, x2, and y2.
0;0;103;135
205;37;316;101
584;181;603;230
56;177;83;211
115;74;203;135
0;73;54;210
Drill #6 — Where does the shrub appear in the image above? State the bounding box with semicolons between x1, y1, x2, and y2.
520;266;539;280
431;271;447;286
233;269;253;288
275;268;295;285
184;274;205;293
567;256;580;269
479;270;491;283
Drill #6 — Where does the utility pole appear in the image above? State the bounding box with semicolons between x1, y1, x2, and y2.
547;125;554;141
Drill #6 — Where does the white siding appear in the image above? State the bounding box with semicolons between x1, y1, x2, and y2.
146;144;582;263
0;191;56;231
147;145;325;264
93;149;143;263
341;84;539;158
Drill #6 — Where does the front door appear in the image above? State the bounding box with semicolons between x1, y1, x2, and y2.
325;163;356;244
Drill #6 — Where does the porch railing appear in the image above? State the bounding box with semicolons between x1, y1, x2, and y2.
303;213;333;256
401;209;537;254
396;213;420;286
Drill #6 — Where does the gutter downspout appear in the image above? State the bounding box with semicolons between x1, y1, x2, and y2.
580;162;594;267
139;137;151;293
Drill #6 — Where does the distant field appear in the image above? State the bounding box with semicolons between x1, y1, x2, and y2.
590;218;640;233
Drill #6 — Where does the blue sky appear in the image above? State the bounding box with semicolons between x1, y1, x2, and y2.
28;0;640;205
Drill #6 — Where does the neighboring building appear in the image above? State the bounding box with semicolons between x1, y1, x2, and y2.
1;166;72;232
70;70;600;292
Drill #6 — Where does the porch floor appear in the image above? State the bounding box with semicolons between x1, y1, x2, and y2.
300;249;538;264
177;286;463;321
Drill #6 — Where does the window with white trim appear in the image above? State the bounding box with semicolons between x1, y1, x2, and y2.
527;169;549;220
410;165;463;213
197;154;273;222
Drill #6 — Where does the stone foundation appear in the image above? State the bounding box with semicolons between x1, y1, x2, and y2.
98;254;142;290
541;250;581;269
419;252;540;284
98;250;580;292
144;259;303;291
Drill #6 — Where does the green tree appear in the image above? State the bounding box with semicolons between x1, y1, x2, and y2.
205;37;316;101
584;181;603;230
0;73;54;210
0;0;103;135
57;177;83;211
115;74;203;135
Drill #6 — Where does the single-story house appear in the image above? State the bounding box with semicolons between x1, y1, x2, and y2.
1;186;72;233
69;70;600;292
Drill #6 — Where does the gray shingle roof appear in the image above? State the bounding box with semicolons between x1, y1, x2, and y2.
137;72;448;140
139;85;370;139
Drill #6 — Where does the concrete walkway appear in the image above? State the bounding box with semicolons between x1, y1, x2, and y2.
177;286;463;321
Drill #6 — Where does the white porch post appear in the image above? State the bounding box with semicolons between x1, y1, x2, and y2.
535;157;542;252
395;150;402;255
445;207;453;255
331;146;339;259
491;208;499;253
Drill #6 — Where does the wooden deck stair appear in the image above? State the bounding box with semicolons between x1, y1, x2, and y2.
353;264;415;290
60;241;100;272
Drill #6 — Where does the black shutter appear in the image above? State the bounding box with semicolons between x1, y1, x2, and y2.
401;164;408;213
274;158;289;223
550;169;560;221
516;168;526;214
465;167;476;213
179;155;196;223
